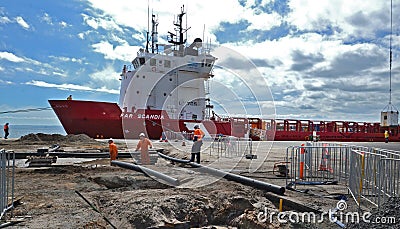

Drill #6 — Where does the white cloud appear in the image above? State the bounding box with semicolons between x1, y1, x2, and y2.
49;55;84;64
59;21;68;27
92;40;139;61
81;13;123;32
0;51;25;62
15;16;30;30
89;64;119;82
0;79;13;85
0;16;11;24
25;80;119;94
42;13;53;25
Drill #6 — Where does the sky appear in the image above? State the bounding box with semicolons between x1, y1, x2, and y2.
0;0;399;126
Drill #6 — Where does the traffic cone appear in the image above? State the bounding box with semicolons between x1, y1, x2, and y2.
319;144;333;173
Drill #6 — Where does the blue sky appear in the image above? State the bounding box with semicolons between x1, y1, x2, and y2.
0;0;399;126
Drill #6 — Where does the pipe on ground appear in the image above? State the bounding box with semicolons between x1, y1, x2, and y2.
111;161;179;186
157;152;285;195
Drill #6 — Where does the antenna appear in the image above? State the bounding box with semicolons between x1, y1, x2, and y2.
145;0;150;53
202;24;205;46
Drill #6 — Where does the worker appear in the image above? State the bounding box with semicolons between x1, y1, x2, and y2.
135;133;153;165
67;95;72;100
384;130;389;143
108;138;118;166
3;123;9;139
190;125;204;164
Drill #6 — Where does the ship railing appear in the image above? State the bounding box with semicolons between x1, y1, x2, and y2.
0;149;15;221
286;143;400;209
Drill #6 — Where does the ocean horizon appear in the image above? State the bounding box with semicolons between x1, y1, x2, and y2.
2;124;66;139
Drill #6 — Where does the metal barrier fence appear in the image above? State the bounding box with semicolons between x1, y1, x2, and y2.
286;143;352;188
378;158;400;207
0;149;15;220
348;150;388;207
286;143;400;208
162;131;253;158
206;136;252;158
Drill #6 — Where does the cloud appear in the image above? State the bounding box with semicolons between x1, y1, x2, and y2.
15;16;30;30
59;21;68;28
0;79;13;85
49;55;84;64
41;13;53;25
82;13;123;32
91;40;139;61
0;51;25;62
25;80;119;94
0;16;11;24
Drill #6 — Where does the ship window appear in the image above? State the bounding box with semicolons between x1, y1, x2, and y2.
164;60;171;68
163;93;167;96
136;91;140;94
169;78;172;81
150;58;156;66
143;75;145;79
159;60;162;64
136;75;139;78
139;58;145;65
384;115;387;120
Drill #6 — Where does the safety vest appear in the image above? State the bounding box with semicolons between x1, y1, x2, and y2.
194;129;204;141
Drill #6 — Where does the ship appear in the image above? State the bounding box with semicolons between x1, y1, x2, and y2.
50;6;248;140
49;6;400;142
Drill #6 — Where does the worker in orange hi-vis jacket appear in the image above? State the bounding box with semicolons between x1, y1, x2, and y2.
190;125;205;164
108;138;118;166
135;133;153;165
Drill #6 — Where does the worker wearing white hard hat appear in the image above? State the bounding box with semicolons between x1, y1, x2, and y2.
135;133;153;165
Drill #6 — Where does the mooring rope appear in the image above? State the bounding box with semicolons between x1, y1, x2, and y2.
0;107;52;114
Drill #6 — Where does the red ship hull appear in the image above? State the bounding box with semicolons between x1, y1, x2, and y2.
49;100;246;139
49;100;124;139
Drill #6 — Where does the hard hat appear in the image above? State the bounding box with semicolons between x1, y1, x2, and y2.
108;138;113;142
139;133;145;137
194;125;199;129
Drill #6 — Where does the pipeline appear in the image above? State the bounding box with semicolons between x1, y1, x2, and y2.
111;161;179;186
157;152;285;195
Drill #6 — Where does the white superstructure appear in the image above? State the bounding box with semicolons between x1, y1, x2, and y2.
119;6;216;121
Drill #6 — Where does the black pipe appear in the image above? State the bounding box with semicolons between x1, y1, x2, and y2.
157;152;285;195
111;161;179;186
75;190;117;229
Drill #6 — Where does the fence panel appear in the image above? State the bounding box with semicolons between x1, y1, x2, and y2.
378;158;400;206
0;149;15;220
286;144;353;189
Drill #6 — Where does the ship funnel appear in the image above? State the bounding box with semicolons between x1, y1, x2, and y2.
188;38;202;49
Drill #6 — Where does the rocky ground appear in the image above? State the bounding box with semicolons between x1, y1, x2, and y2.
0;134;398;228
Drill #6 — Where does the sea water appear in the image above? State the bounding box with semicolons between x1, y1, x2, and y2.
2;125;66;139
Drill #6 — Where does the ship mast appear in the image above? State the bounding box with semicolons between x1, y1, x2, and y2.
168;5;189;47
